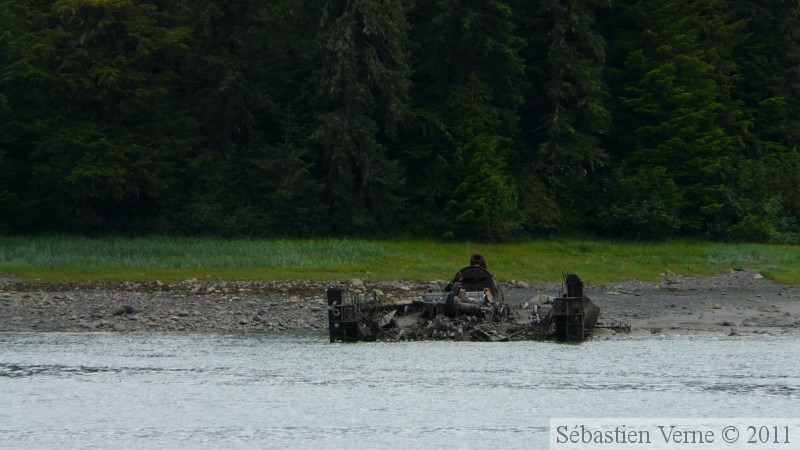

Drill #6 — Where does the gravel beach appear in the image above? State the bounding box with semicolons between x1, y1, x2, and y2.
1;269;798;337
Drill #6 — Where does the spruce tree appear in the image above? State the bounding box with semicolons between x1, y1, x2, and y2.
536;0;610;170
15;0;193;232
310;0;411;233
405;0;525;240
523;0;611;232
0;31;17;232
720;0;800;241
179;0;278;235
610;0;728;234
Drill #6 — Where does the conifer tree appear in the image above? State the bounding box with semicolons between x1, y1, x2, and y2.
15;0;193;232
723;0;800;241
611;0;728;233
732;1;800;150
536;0;610;170
522;0;611;231
0;30;17;232
310;0;411;232
405;0;525;239
179;0;279;235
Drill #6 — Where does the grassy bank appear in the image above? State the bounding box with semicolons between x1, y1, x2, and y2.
0;236;798;284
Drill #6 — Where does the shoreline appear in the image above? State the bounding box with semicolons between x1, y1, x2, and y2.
1;269;798;337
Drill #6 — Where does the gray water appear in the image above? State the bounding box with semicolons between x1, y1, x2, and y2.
1;332;798;449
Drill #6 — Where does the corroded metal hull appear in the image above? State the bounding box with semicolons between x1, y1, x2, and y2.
328;270;608;343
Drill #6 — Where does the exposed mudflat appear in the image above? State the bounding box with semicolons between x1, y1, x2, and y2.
1;269;798;337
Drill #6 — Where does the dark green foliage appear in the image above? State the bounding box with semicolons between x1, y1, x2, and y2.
309;0;411;233
610;0;729;233
176;0;320;236
536;0;610;170
595;166;682;238
1;0;799;242
719;0;800;242
404;1;525;240
442;74;521;240
520;0;611;232
13;0;193;232
0;31;17;233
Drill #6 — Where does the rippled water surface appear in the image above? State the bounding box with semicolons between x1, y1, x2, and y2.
1;332;798;449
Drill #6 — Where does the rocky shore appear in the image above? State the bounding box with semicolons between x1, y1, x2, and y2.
1;269;798;337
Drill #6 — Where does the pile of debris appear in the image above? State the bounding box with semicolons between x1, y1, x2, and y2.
327;271;623;343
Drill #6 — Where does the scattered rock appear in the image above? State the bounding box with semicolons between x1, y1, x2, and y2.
713;303;722;309
112;305;137;316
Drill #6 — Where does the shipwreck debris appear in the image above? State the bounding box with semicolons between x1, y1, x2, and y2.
327;263;628;343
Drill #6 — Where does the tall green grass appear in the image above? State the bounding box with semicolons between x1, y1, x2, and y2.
1;236;798;284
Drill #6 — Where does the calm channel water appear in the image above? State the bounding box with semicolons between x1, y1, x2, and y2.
1;332;798;449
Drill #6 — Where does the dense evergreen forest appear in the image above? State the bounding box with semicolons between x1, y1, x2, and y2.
1;0;800;242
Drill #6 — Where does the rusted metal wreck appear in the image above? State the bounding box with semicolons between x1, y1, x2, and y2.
327;256;626;343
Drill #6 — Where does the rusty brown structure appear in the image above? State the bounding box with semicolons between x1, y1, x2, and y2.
327;264;612;343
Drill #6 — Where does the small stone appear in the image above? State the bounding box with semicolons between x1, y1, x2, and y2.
351;278;364;287
713;303;722;309
754;273;764;279
112;305;137;316
515;281;530;289
177;310;190;317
